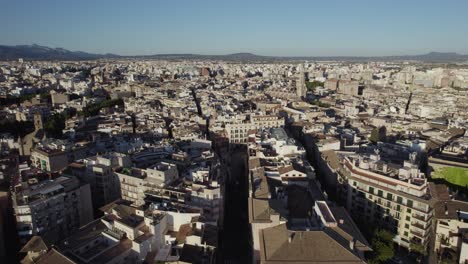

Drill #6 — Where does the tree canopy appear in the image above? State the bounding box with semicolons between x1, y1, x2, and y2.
80;98;124;117
0;120;34;138
368;229;395;264
305;80;324;92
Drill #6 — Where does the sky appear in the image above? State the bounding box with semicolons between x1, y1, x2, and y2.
1;0;468;56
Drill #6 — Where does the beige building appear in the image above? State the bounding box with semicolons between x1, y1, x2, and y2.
342;155;433;249
50;90;69;106
226;115;284;143
434;198;468;263
31;147;69;172
325;78;338;91
338;79;360;96
31;141;88;172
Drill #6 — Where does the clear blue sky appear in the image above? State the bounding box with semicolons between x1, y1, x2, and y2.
1;0;467;56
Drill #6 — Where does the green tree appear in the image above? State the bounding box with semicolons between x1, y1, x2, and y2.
370;128;379;143
309;99;330;108
369;126;386;144
368;229;395;264
81;98;124;117
305;81;324;92
44;113;66;138
410;243;427;263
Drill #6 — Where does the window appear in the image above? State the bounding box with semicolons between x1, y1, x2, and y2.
407;200;413;208
407;208;412;214
405;224;409;229
353;181;357;186
387;193;393;200
377;190;383;197
397;196;403;204
406;216;410;221
404;231;409;237
369;187;374;194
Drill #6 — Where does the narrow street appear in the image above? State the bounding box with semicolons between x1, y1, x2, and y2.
219;146;251;263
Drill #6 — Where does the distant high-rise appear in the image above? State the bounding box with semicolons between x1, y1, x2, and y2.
296;64;307;97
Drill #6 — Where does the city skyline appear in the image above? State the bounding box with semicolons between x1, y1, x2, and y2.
2;0;468;56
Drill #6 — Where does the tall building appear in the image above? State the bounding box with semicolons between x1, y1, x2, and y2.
11;169;93;245
69;152;131;210
341;153;433;249
296;64;307;97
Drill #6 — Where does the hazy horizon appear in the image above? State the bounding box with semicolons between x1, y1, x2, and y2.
2;43;468;58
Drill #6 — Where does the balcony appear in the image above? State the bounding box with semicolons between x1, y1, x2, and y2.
412;213;428;221
103;228;125;240
440;236;450;247
411;221;429;231
411;229;429;240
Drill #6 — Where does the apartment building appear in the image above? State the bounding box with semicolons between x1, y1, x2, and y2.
69;152;131;209
25;201;217;264
433;198;468;263
12;169;93;245
225;114;284;143
31;140;88;172
30;147;69;172
342;154;433;249
116;159;223;223
338;79;360;96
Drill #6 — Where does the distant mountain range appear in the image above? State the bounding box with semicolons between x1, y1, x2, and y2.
0;44;118;60
1;44;468;62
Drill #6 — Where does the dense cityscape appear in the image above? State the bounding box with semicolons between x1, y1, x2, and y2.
0;56;465;264
1;0;468;263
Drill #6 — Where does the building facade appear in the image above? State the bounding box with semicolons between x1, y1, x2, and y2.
12;171;93;245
